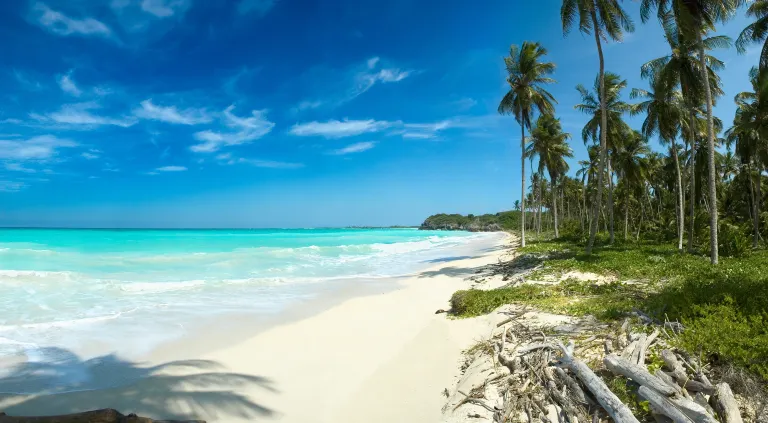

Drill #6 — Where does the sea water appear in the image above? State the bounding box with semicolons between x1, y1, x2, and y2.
0;228;498;371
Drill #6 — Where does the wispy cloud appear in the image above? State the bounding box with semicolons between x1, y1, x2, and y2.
5;163;37;173
330;141;377;155
0;135;78;161
57;71;81;97
0;181;26;192
156;165;187;172
134;99;212;125
235;158;303;169
81;149;100;160
215;153;302;169
450;97;477;111
139;0;190;17
191;106;275;153
294;57;413;111
13;70;43;91
32;3;112;38
289;119;395;138
237;0;276;16
33;102;137;128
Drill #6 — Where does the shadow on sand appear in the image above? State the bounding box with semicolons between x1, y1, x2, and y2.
0;347;277;422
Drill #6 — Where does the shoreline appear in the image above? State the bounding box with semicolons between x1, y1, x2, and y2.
0;231;514;423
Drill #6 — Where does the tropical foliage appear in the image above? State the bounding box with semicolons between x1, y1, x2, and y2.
495;1;767;264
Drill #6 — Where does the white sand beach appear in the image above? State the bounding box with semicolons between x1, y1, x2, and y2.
0;233;513;423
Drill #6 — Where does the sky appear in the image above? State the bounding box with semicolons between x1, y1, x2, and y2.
0;0;760;228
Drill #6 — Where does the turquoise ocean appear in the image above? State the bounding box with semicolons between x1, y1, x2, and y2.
0;228;499;368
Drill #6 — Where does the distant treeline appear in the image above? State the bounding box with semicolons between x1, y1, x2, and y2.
419;211;526;232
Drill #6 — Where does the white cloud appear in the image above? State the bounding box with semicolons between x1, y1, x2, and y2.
0;135;78;161
57;71;81;97
237;0;276;16
331;141;376;155
348;58;411;101
289;119;394;138
81;150;100;160
294;57;413;112
4;163;37;173
0;181;26;192
33;3;112;38
134;99;212;125
36;102;136;128
0;118;23;125
191;106;275;153
235;158;303;169
140;0;190;17
156;165;187;172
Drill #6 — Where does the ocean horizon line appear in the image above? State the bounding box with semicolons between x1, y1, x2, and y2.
0;225;422;231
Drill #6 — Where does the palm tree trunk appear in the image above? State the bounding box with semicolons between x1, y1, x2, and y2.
552;177;559;238
587;8;607;255
758;165;763;244
750;163;759;248
698;32;719;264
671;141;684;251
608;160;615;243
687;113;697;252
520;123;526;247
537;170;543;236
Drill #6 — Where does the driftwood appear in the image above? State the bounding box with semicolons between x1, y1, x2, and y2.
555;342;640;423
604;354;678;396
0;409;205;423
638;386;694;423
713;383;744;423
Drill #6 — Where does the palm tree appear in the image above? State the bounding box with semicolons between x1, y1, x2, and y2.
727;66;768;247
631;77;686;250
640;7;728;254
498;42;557;248
640;0;745;264
613;129;651;240
575;72;632;244
720;149;740;182
527;114;574;237
737;1;768;70
561;0;634;254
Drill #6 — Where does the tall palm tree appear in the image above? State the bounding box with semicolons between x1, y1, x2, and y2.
727;66;768;247
613;129;651;240
561;0;634;254
631;77;685;250
737;0;768;70
640;0;745;264
640;7;728;254
575;72;632;244
682;108;724;248
498;42;557;248
527;114;574;237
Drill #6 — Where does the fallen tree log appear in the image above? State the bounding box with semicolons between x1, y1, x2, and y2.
604;354;678;396
713;383;743;423
555;342;640;423
0;409;205;423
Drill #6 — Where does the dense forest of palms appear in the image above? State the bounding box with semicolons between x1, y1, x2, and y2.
499;0;768;264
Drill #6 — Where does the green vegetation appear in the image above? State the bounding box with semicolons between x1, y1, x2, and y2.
420;211;524;231
451;237;768;379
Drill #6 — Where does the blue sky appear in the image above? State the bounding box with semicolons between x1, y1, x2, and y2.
0;0;760;227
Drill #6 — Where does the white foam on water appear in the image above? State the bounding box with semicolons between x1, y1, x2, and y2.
0;229;501;389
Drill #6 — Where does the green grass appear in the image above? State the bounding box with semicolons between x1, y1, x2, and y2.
450;237;768;379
